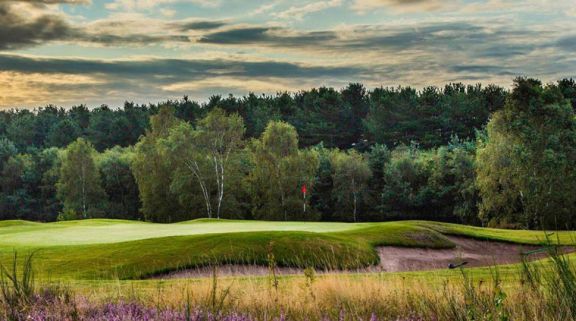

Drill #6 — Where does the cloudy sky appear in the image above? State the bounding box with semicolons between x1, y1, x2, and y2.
0;0;575;109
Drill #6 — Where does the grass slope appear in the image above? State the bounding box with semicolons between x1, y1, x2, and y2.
0;219;573;280
416;221;576;244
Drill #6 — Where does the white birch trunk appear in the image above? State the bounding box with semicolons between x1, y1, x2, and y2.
186;159;212;218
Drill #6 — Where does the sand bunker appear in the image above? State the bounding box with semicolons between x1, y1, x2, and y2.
153;236;571;279
375;236;556;272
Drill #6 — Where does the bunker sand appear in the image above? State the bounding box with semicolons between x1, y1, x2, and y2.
375;236;564;272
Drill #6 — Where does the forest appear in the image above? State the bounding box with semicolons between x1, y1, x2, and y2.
0;77;575;229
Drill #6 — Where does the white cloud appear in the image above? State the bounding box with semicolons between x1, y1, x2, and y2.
105;0;220;11
160;8;176;17
275;0;343;20
352;0;452;13
252;0;283;16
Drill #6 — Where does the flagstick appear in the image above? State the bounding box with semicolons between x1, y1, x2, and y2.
301;184;307;215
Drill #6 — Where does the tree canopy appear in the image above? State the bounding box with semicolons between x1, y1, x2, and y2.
0;78;575;229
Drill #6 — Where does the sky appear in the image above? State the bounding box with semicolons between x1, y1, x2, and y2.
0;0;575;109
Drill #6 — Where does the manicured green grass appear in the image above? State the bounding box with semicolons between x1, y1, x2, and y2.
0;219;573;280
415;221;576;244
0;219;366;246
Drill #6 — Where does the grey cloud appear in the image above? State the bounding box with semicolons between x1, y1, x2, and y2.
197;22;538;59
0;54;368;108
177;20;227;31
0;2;190;50
199;27;270;44
0;54;365;80
198;27;337;46
79;33;190;45
0;3;74;50
473;44;536;58
342;22;484;50
556;35;576;52
450;65;517;76
198;21;560;71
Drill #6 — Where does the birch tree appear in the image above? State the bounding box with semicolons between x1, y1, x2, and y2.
162;109;245;219
250;121;319;221
56;138;106;220
161;122;214;218
196;109;245;219
331;149;372;222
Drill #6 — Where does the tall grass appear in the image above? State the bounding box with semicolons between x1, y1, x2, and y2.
0;252;36;320
2;244;576;321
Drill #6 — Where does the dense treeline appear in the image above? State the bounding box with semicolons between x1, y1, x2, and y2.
1;78;575;229
0;83;512;152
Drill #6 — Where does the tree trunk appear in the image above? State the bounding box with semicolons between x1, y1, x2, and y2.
353;192;357;223
187;160;212;218
212;156;225;220
352;178;357;222
81;160;87;219
281;193;287;221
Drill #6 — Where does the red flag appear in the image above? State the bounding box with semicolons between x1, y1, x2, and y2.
301;184;307;195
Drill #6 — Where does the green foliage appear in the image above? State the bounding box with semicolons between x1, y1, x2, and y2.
330;149;372;222
379;145;432;219
97;147;141;220
196;109;246;219
0;252;36;318
46;118;80;148
364;84;506;148
37;148;63;221
309;144;335;221
1;78;576;226
132;106;185;222
377;141;478;223
160;121;213;219
158;109;246;220
0;137;18;166
6;112;38;150
477;78;576;229
56;138;106;219
445;139;479;224
0;154;36;219
249;121;320;221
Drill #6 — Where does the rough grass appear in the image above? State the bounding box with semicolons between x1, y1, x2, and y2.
0;219;574;280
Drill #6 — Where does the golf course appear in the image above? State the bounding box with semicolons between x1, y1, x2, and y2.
3;0;576;316
1;219;573;280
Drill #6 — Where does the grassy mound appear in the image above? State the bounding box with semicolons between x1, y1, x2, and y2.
416;221;576;244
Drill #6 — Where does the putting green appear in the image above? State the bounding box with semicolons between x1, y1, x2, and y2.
0;219;366;247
